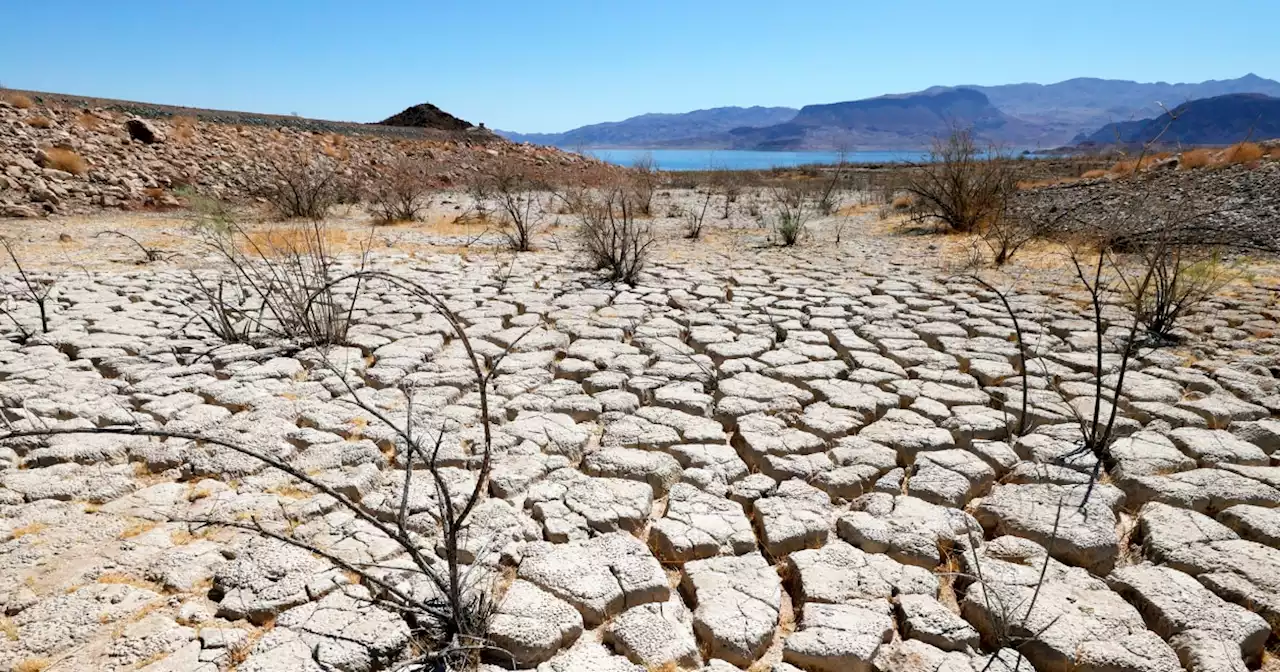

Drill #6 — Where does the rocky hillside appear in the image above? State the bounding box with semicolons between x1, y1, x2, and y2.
1074;93;1280;147
377;102;478;132
0;93;607;218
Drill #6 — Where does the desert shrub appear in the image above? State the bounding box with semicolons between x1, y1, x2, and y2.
891;194;915;210
470;167;546;251
1178;148;1215;170
902;127;1013;233
257;148;345;220
683;191;713;240
74;112;103;131
2;92;33;109
629;152;659;216
1124;243;1241;342
759;183;814;246
577;188;655;285
193;219;356;345
369;156;434;223
171;115;197;142
25;116;52;129
1221;142;1264;165
43;148;87;176
981;207;1038;266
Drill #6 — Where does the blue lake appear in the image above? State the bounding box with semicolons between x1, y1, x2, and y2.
583;149;928;171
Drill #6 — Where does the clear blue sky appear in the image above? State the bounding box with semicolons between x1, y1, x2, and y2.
1;0;1275;132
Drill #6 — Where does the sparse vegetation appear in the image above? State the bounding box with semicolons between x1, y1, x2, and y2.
1178;148;1215;170
256;148;348;220
1222;141;1264;165
902;127;1013;233
470;166;548;251
682;190;713;240
170;115;197;142
25;116;52;129
759;183;815;246
42;147;87;176
576;187;655;284
74;111;103;130
369;155;435;224
629;152;660;216
2;91;33;109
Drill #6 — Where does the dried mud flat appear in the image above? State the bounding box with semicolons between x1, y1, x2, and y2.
2;198;1280;672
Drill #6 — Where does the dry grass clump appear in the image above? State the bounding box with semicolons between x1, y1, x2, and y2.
25;116;53;129
1178;148;1215;170
9;522;46;539
891;194;915;210
74;112;103;130
12;658;51;672
1110;152;1170;175
1081;169;1109;179
1221;141;1264;165
3;91;34;109
43;148;88;176
171;115;197;142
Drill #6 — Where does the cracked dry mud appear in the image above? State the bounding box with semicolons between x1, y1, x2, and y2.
2;199;1280;672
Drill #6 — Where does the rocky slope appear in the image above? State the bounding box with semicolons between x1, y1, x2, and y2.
0;94;605;218
1074;93;1280;146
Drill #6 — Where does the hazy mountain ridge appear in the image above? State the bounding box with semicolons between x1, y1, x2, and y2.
1073;93;1280;146
497;106;797;148
500;74;1280;150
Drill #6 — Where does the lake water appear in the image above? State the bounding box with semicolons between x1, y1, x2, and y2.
584;149;927;171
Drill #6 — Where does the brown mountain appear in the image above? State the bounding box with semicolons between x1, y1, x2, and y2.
378;103;477;132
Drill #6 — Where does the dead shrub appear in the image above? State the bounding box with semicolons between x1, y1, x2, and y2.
43;148;87;176
902;127;1013;233
25;116;52;129
192;219;361;346
576;187;655;285
2;92;33;109
470;166;547;251
170;115;197;142
74;112;103;131
629;152;660;216
1221;141;1264;165
1178;148;1215;170
256;148;346;220
683;191;713;240
369;156;434;224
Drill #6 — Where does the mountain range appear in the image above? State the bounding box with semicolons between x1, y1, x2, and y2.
496;74;1280;150
1074;93;1280;146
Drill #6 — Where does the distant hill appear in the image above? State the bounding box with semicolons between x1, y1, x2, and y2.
500;74;1280;150
496;106;797;148
378;103;477;132
725;89;1038;150
1073;93;1280;146
917;74;1280;146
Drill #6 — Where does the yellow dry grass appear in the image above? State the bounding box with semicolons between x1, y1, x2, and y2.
43;148;88;176
26;115;53;129
13;658;50;672
1;616;18;641
119;520;157;539
241;225;351;257
891;194;915;210
171;115;197;142
10;522;47;539
1080;169;1109;179
3;92;34;109
75;112;104;131
1179;148;1216;169
1221;141;1264;165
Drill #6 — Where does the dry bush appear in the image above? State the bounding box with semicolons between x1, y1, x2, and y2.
2;92;33;109
170;115;197;142
257;148;347;220
629;152;660;216
759;183;815;246
470;166;547;251
25;116;52;129
74;112;103;131
576;187;655;285
43;148;87;176
713;171;743;219
891;194;915;210
1080;169;1109;179
1110;152;1172;175
12;658;50;672
369;156;434;224
902;127;1013;233
1178;148;1215;170
1221;141;1264;165
683;191;713;240
1123;243;1241;342
192;219;361;346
